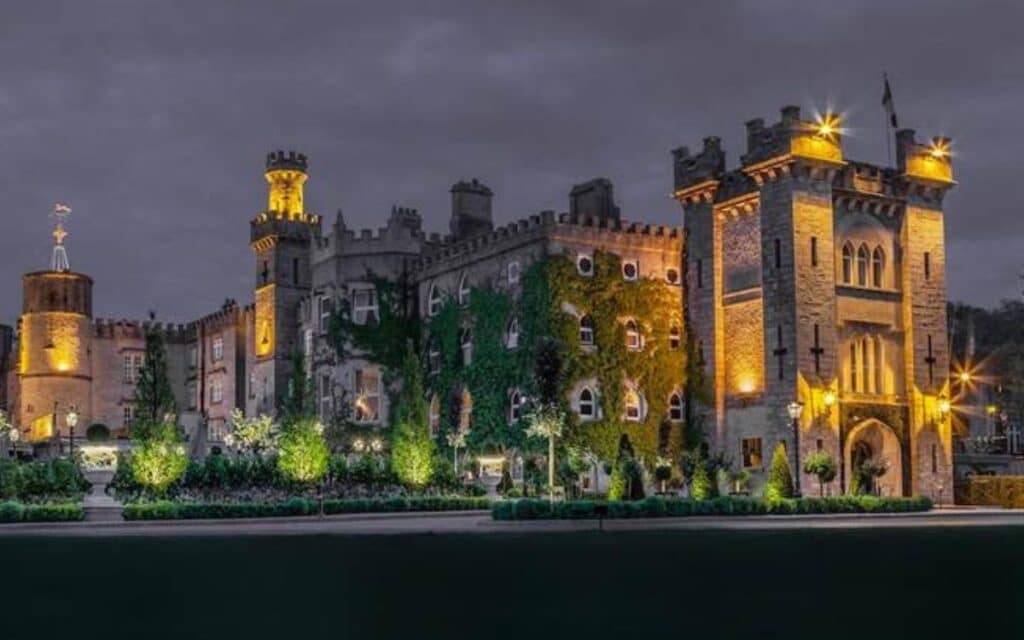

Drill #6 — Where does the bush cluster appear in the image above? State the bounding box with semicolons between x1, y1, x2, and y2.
122;496;492;520
961;475;1024;508
0;501;85;523
0;459;91;502
491;495;934;520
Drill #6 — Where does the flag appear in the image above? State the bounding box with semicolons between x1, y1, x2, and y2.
882;74;898;129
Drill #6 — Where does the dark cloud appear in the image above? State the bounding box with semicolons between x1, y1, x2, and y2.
1;0;1020;324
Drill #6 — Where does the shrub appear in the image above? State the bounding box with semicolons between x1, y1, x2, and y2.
608;458;645;501
122;496;491;520
765;443;794;500
0;501;85;523
803;450;837;497
86;423;111;442
277;418;329;484
0;459;90;501
690;463;715;500
390;346;435;487
131;423;188;494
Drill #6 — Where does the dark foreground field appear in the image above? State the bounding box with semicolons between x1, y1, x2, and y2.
2;526;1021;639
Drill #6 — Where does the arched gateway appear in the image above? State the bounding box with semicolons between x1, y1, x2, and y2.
844;419;903;497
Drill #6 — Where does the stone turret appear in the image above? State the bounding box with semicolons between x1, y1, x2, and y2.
569;178;620;220
449;179;493;240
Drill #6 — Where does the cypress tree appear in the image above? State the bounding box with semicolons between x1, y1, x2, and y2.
391;344;435;486
133;322;177;427
765;443;795;500
280;350;315;422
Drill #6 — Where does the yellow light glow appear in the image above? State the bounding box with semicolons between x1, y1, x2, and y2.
930;140;950;159
816;112;841;139
254;285;275;358
737;379;756;395
958;371;971;383
987;405;998;416
822;389;836;408
938;398;951;415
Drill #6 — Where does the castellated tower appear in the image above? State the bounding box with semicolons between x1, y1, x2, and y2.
674;106;955;500
18;271;94;442
449;179;493;240
250;151;321;411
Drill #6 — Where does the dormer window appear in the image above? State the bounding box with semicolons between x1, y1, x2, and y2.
622;260;639;281
577;253;594;276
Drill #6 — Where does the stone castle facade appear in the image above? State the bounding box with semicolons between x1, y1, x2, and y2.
1;103;956;499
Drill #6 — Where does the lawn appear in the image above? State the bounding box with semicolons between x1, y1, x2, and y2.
1;526;1021;639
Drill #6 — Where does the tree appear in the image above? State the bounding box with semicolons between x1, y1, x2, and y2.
391;345;435;487
280;350;315;422
133;321;177;426
277;417;329;483
224;408;280;458
525;404;565;501
532;338;563;406
130;420;187;495
765;443;795;500
803;450;837;497
608;434;645;501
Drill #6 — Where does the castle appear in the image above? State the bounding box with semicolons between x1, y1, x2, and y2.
1;104;956;499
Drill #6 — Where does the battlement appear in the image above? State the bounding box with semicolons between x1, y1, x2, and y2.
313;205;428;259
742;105;844;168
266;150;308;173
672;136;726;193
92;317;193;342
896;129;954;185
451;178;492;196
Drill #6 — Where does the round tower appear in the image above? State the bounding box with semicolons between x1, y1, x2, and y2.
264;150;308;220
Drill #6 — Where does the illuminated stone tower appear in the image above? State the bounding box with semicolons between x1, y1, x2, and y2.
250;151;321;412
674;106;955;499
18;205;94;443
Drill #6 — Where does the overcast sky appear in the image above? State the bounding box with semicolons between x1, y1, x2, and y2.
1;0;1020;325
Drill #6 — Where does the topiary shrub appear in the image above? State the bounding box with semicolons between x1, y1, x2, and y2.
689;462;715;500
86;423;111;442
803;450;837;497
764;443;794;500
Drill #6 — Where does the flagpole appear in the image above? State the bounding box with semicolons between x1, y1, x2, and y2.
883;72;893;167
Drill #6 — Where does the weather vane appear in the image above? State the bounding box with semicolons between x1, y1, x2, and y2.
50;202;72;272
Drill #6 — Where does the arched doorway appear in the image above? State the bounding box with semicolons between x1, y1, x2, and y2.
845;419;903;497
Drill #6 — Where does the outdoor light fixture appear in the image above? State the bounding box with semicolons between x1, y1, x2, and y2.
786;401;804;496
938;396;951;417
787;401;804;421
66;409;78;429
929;140;949;158
958;371;971;384
815;112;841;139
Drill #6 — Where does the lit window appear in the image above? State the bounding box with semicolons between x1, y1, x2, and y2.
354;368;380;423
427;284;443;317
459;388;473;431
841;243;853;284
508;389;525;423
624;387;644;422
622;260;639;281
856;244;869;286
460;328;473;366
578;388;595;420
669;325;681;350
872;247;885;288
507;261;521;285
457;273;471;307
351;289;378;326
668;393;683;422
429;395;440;436
505;316;519;349
579;315;595;346
742;437;763;469
212;336;224;362
577;254;594;276
624;319;642;350
211;380;223;404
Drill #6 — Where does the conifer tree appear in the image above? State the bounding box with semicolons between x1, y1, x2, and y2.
391;344;435;486
133;320;177;428
765;442;795;500
280;350;315;422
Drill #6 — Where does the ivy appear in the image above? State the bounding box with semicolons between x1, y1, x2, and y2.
330;273;418;377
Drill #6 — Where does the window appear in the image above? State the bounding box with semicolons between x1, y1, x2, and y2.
861;337;871;394
742;437;763;469
624;387;644;422
924;252;931;280
261;260;269;286
429;395;440;436
428;340;441;374
212;336;224;362
669;325;681;350
622;260;639;281
578;388;595;420
123;354;137;384
577;253;594;276
811;236;819;267
696;259;703;289
292;257;300;286
248;372;256;399
773;238;782;269
122;405;135;428
579;315;595;347
427;284;443;317
304;329;313;357
816;439;824;451
211;379;224;404
320;374;332;418
668;393;683;422
856;244;869;286
505;316;519;349
187;383;197;411
457;273;471;307
189;346;198;370
458;388;473;431
460;328;473;366
931;444;938;474
507;261;521;285
872;247;885;288
351;289;377;326
508;389;525;423
666;268;679;284
319;296;335;331
354;368;380;423
624;319;641;351
841;243;853;284
849;341;858;392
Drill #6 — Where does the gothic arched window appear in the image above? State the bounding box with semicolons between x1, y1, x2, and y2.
504;316;519;349
856;244;870;286
872;246;885;288
668;392;683;422
460;328;473;366
624;319;642;351
457;273;471;307
579;314;595;346
842;243;853;284
427;283;442;317
429;394;440;436
624;387;645;422
578;387;595;420
508;389;524;423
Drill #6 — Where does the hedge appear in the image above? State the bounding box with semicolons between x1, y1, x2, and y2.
491;495;934;520
0;501;86;523
123;496;492;520
959;476;1024;508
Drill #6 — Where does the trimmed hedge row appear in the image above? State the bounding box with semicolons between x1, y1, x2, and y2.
0;501;86;523
958;475;1024;508
491;495;934;520
123;496;492;520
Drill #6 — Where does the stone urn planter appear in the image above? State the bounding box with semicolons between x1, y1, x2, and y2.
477;454;506;499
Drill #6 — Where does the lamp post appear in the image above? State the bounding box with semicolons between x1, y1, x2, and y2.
66;408;79;460
787;401;804;496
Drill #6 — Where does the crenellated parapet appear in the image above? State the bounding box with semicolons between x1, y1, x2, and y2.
672;137;725;206
92;318;193;342
313;205;430;262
